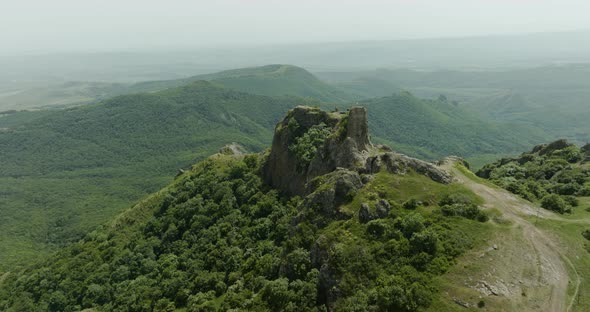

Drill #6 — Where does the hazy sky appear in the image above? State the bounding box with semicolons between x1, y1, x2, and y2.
2;0;590;53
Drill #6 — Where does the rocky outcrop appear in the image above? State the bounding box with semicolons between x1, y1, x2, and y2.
304;169;363;218
363;152;454;184
359;199;391;223
262;106;371;196
262;105;453;217
219;143;248;156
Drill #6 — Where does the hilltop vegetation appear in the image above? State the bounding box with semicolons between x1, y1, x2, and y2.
0;106;491;311
477;140;590;213
0;82;307;270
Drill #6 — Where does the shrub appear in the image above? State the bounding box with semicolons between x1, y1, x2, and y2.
563;195;579;207
540;194;570;214
403;199;421;210
289;123;331;170
578;184;590;196
440;203;488;222
438;193;472;206
478;300;486;308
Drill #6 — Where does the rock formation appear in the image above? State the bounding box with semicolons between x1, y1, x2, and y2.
262;106;371;196
262;105;453;214
219;142;248;156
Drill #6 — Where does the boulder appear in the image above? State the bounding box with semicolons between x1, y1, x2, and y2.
359;203;374;223
218;142;248;156
380;152;453;184
359;199;391;223
375;199;391;218
304;169;363;216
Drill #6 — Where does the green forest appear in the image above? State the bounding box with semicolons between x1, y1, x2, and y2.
0;150;491;311
0;68;543;270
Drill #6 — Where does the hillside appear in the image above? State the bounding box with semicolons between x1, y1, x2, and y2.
317;64;590;144
129;64;357;103
360;92;548;163
0;106;494;311
0;79;556;271
0;81;307;270
0;65;353;111
477;140;590;213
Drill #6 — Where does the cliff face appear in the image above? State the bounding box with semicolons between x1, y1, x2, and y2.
262;106;371;196
262;106;452;201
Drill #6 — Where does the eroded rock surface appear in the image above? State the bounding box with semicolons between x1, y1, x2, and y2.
262;105;453;216
262;106;371;196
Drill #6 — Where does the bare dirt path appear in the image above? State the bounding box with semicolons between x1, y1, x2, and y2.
442;161;580;312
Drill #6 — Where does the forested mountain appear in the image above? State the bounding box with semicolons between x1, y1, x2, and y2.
129;65;356;103
0;65;355;111
0;82;307;269
0;70;555;270
361;92;548;162
317;64;590;144
0;106;491;311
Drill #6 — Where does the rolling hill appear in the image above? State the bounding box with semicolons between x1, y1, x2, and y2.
0;81;307;270
0;65;356;111
0;66;552;271
361;92;549;163
0;106;494;311
317;64;590;144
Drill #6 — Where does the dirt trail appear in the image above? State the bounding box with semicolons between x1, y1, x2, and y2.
442;161;579;312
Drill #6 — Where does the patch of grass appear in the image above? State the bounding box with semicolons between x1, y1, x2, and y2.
533;218;590;311
342;170;483;216
426;219;499;311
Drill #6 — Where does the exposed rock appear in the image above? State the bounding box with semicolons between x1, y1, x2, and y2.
359;199;391;223
364;155;382;174
263;106;454;221
360;174;374;184
263;106;371;196
175;168;187;178
359;203;373;223
304;169;363;217
345;106;371;151
219;142;248;156
381;153;454;184
452;298;471;308
375;199;391;218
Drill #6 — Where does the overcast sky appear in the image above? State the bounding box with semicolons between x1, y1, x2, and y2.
2;0;590;54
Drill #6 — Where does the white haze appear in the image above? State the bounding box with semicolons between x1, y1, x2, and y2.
2;0;590;54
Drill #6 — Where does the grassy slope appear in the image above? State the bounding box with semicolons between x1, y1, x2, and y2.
426;163;590;311
0;82;305;271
